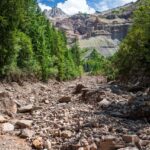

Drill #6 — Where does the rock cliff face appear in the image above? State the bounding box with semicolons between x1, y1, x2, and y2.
45;1;138;56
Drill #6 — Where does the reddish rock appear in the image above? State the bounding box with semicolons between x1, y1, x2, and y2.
32;137;43;149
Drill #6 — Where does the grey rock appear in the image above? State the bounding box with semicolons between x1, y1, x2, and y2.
18;104;33;113
2;123;14;132
98;99;111;107
61;130;72;138
44;139;52;150
16;120;33;128
20;129;35;138
118;147;139;150
0;98;17;115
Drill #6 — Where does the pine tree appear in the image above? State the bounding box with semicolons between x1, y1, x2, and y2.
114;0;150;76
0;0;82;81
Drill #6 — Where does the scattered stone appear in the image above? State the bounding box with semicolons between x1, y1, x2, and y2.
45;139;52;150
78;147;84;150
118;147;139;150
2;123;14;132
0;115;7;123
15;101;22;108
102;135;116;141
128;96;150;120
61;130;72;138
45;100;50;104
18;104;33;113
122;135;140;144
0;98;17;114
0;91;9;97
122;135;142;149
141;140;150;146
16;120;33;128
32;137;43;149
0;76;149;150
89;143;97;150
146;143;150;150
58;96;71;103
20;129;35;138
53;130;61;137
80;138;89;146
100;135;124;150
98;98;111;107
73;84;85;94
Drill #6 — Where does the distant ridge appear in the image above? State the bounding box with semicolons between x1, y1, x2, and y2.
44;1;138;57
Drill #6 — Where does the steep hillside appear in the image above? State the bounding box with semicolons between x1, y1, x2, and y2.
98;1;138;19
79;36;119;57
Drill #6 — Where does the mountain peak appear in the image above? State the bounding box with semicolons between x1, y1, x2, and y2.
44;7;68;19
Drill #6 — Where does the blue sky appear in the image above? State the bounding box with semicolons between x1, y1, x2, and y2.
38;0;137;15
38;0;65;8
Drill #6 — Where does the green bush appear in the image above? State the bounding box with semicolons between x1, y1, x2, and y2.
0;0;82;81
113;0;150;77
83;49;117;80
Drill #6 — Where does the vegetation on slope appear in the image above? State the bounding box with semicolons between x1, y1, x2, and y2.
82;0;150;81
82;49;116;79
0;0;81;81
113;0;150;78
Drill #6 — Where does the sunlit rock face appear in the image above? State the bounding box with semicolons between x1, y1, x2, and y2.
45;1;138;56
44;7;68;19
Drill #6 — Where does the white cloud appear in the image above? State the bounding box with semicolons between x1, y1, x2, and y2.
57;0;95;15
96;0;137;11
38;3;51;11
